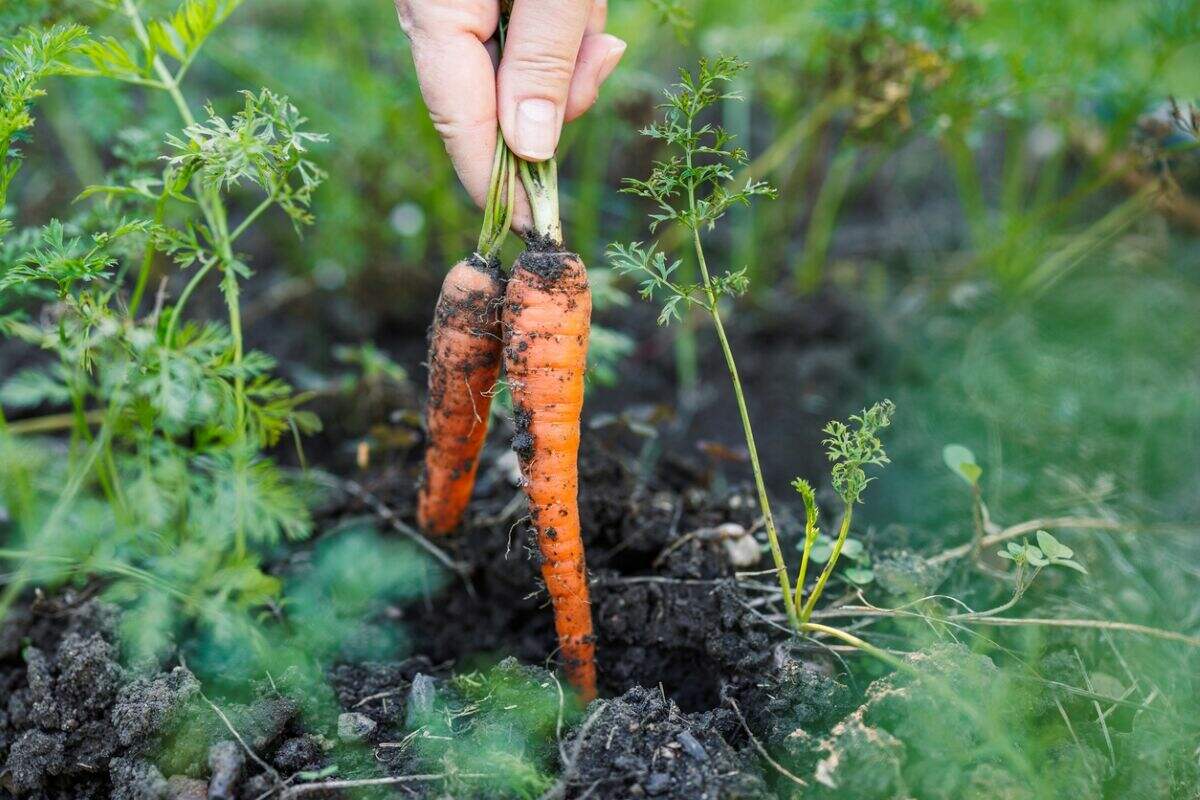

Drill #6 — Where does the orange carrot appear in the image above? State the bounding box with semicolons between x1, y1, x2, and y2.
418;126;515;534
417;257;505;535
503;242;596;702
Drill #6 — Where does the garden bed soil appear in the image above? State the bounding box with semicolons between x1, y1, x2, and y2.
0;427;876;799
4;424;1196;799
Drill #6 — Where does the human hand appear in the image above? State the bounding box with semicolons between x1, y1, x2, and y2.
396;0;625;230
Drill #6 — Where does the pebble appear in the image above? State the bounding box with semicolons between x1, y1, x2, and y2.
166;776;206;800
723;534;762;567
206;741;244;800
337;712;377;742
406;673;437;725
676;730;708;761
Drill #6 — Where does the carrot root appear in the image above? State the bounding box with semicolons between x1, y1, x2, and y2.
503;249;597;702
417;257;505;536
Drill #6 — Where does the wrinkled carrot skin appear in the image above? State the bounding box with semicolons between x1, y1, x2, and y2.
418;258;505;536
503;251;596;702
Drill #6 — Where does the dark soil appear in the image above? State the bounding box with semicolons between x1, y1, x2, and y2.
0;595;198;799
0;427;858;799
5;424;1198;798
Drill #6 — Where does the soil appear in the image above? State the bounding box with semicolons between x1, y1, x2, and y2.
4;409;1199;799
0;425;860;799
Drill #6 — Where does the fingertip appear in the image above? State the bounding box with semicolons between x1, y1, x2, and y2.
563;34;626;123
507;97;561;161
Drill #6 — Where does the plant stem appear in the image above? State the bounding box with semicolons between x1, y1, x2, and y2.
689;223;798;629
800;503;852;623
953;565;1040;619
2;410;104;435
122;0;247;441
164;256;218;348
228;194;275;245
969;482;985;558
792;508;818;614
129;191;170;317
477;134;516;258
519;157;562;244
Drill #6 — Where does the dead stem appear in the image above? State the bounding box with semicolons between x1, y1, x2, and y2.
278;773;490;798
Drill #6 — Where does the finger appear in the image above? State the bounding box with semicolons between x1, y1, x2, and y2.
564;33;625;123
401;1;502;211
586;0;607;33
497;0;594;161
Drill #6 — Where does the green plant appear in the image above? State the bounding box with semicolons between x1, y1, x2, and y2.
792;399;894;623
0;1;325;659
608;56;795;622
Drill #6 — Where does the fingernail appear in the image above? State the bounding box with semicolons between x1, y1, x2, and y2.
515;98;558;160
598;40;626;84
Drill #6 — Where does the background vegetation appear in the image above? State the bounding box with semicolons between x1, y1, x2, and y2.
2;0;1198;797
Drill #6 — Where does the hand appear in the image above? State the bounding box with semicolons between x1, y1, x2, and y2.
396;0;625;229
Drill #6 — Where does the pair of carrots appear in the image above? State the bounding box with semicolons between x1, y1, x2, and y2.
417;140;596;701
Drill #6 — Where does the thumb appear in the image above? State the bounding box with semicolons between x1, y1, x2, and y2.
497;0;593;161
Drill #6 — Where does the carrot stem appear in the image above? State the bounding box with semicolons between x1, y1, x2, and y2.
799;503;852;623
519;157;562;245
477;133;516;259
688;218;799;629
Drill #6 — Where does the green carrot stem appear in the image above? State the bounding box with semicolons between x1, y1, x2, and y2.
519;157;562;245
800;503;853;623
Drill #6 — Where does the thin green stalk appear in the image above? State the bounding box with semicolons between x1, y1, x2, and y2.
795;143;858;294
128;191;169;317
969;482;985;559
690;222;798;629
122;0;247;441
476;134;516;259
791;490;819;613
800;503;852;623
228;193;275;245
953;565;1040;620
164;256;218;348
2;410;103;435
519;157;562;244
944;127;988;249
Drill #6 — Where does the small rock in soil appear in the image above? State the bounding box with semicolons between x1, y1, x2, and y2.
405;673;437;725
206;740;244;800
337;712;377;742
675;730;707;762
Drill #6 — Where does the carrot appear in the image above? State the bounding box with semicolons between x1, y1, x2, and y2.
417;257;505;535
503;158;597;701
417;134;515;535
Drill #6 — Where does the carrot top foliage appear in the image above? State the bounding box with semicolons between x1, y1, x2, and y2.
0;2;326;664
610;57;774;326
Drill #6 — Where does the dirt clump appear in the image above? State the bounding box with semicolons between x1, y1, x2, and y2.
0;597;197;798
564;685;769;799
